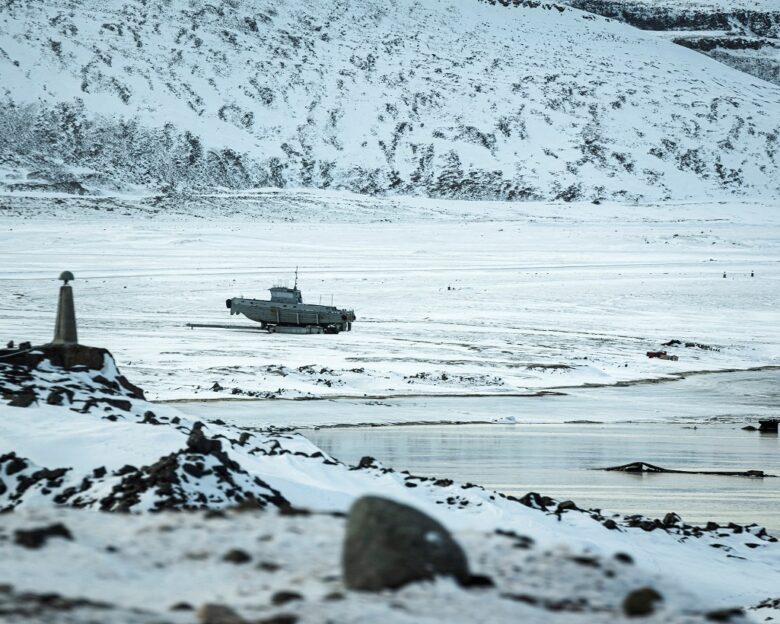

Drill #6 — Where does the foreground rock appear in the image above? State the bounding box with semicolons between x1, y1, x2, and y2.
197;603;246;624
342;496;469;591
623;587;663;617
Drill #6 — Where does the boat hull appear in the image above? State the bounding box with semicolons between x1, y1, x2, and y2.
227;297;355;331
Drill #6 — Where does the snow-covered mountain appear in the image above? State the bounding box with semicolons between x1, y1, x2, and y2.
1;0;779;201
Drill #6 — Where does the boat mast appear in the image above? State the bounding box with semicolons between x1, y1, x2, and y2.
294;266;299;290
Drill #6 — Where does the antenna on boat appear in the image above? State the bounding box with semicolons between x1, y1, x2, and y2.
294;266;299;290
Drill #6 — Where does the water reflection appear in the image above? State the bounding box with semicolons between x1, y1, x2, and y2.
308;423;780;532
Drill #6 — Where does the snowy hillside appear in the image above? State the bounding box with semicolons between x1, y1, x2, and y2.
1;0;780;201
2;345;780;622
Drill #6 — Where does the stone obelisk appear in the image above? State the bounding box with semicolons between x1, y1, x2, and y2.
52;271;78;345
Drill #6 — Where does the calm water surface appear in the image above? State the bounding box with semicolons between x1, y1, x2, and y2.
185;370;780;532
308;422;780;533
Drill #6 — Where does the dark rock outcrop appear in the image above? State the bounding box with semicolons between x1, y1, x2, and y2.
0;343;145;401
564;1;780;37
342;496;469;591
563;0;780;85
14;523;73;549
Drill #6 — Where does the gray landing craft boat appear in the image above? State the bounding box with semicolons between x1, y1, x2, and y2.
226;274;355;334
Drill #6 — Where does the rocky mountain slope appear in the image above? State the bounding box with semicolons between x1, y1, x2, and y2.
0;0;779;202
563;0;780;86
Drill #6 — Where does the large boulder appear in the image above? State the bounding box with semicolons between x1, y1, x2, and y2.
342;495;469;591
623;587;663;617
197;604;246;624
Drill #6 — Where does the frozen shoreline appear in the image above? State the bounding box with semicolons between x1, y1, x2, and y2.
172;368;780;430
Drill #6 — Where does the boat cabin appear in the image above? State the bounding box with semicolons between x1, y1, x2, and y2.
269;286;303;304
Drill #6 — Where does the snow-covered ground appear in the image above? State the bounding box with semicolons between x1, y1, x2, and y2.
1;349;779;623
2;192;779;621
1;192;778;404
2;505;776;624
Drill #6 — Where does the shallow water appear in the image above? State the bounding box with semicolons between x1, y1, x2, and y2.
180;370;780;531
308;422;780;533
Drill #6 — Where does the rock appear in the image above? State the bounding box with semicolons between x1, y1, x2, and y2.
555;500;578;515
342;495;470;591
460;573;495;588
46;389;65;405
222;549;251;564
93;375;120;392
116;374;146;399
171;601;194;611
211;382;223;392
622;587;663;617
187;422;222;454
323;592;345;601
705;608;744;622
142;410;160;424
258;561;280;572
197;603;246;624
277;505;311;517
742;425;758;431
518;491;554;510
5;455;27;476
9;391;36;407
662;512;681;528
101;398;132;411
271;590;303;606
353;456;379;470
114;464;137;476
14;523;73;549
258;616;298;624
